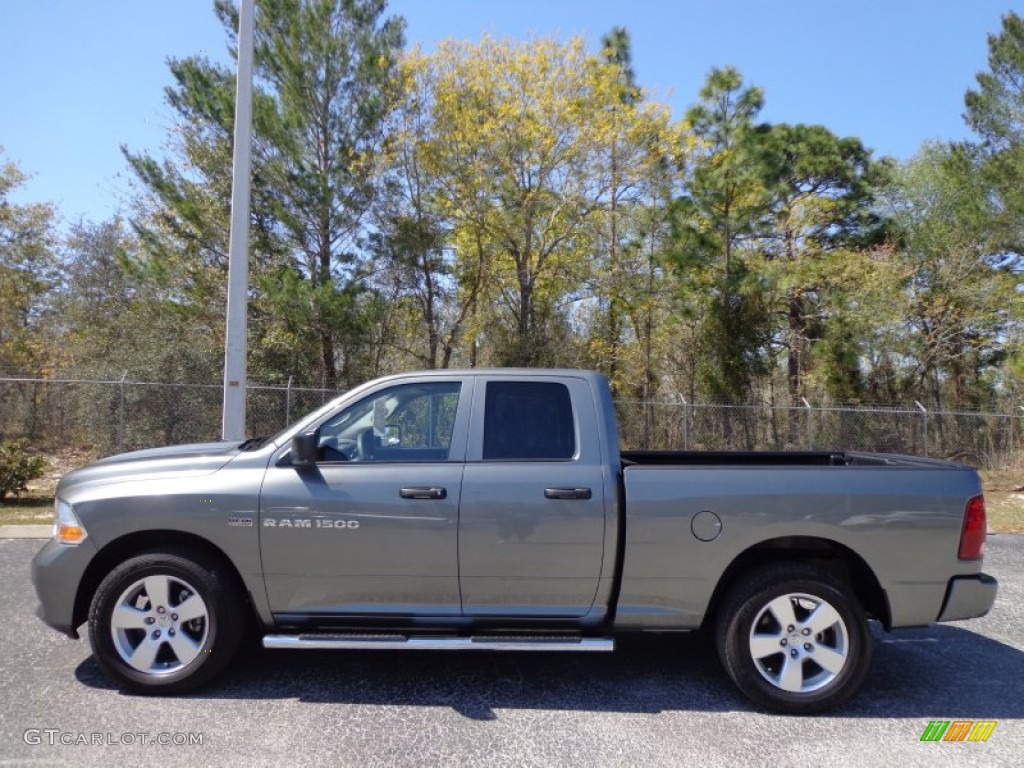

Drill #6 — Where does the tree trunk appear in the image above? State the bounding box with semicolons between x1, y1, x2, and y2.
317;244;337;390
423;261;439;371
640;230;656;449
608;138;621;395
787;291;805;446
517;271;532;366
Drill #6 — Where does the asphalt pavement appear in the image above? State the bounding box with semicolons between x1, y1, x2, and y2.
1;536;1022;767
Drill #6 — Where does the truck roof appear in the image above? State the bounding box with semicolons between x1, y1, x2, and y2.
368;368;606;384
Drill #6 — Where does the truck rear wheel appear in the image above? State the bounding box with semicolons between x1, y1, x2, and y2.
716;563;871;714
88;549;244;694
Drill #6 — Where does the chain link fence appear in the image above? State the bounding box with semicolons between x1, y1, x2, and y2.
613;399;1024;467
1;377;1022;468
0;376;337;456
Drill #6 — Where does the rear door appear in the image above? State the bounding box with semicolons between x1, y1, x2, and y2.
458;376;607;617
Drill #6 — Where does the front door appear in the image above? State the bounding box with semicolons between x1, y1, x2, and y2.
260;379;470;617
458;378;607;617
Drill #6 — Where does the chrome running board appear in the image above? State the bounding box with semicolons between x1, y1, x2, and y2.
262;633;614;652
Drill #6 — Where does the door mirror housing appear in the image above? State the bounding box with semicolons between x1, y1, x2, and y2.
291;431;319;466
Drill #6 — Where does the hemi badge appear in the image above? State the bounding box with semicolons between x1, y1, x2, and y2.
227;516;253;527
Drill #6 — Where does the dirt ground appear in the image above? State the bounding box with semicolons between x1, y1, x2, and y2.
980;463;1024;533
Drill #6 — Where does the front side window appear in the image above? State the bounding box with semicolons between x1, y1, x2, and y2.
317;382;461;462
483;381;575;460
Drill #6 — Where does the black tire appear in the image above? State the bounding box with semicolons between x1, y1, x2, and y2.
88;548;245;695
715;562;872;714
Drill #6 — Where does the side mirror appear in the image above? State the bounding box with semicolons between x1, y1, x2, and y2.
291;431;319;466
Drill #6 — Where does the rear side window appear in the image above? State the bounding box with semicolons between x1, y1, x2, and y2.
483;381;575;460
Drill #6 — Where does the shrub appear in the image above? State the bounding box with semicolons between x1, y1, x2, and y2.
0;441;47;502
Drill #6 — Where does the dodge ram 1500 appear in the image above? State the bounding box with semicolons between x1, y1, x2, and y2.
32;369;998;712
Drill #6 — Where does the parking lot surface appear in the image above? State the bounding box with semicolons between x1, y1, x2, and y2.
1;536;1022;767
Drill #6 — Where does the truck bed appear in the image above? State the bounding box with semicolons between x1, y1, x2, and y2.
620;450;956;467
616;449;982;632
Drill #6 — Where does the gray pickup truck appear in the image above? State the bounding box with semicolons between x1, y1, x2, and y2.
32;369;997;712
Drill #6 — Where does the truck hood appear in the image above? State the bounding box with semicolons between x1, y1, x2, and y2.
57;441;240;496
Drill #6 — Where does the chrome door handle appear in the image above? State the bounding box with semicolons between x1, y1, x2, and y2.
544;487;592;500
399;487;447;500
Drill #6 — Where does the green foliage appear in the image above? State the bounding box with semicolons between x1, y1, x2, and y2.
124;0;405;390
601;26;640;107
0;440;46;502
0;151;59;375
883;142;1021;408
963;10;1024;257
55;219;218;388
4;10;1023;447
757;123;891;410
965;11;1024;151
669;67;775;402
412;36;671;367
676;67;773;278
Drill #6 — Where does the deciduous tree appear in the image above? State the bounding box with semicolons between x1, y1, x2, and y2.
0;153;59;375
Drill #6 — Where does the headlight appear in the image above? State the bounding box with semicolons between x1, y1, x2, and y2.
53;498;87;545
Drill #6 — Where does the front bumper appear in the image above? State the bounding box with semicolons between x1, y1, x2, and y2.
30;536;98;638
937;573;998;622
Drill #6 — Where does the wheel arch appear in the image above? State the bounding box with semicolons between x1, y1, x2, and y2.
703;536;891;631
73;530;257;634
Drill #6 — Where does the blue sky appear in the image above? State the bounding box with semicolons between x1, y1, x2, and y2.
0;0;1017;225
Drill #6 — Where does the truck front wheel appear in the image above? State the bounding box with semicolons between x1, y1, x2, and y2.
88;549;244;694
716;563;872;714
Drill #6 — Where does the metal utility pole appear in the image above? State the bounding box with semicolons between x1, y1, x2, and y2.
222;0;255;441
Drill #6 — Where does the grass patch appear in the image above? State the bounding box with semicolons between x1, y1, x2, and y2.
0;495;52;526
0;456;60;526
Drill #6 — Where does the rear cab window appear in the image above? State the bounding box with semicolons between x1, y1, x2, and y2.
483;381;575;460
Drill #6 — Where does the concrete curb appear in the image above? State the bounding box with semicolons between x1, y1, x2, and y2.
0;525;51;539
